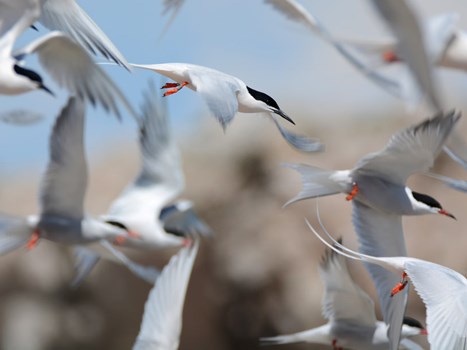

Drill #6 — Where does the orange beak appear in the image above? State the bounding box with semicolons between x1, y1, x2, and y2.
420;329;428;335
439;209;456;220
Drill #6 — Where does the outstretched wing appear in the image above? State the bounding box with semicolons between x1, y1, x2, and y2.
106;81;184;218
40;97;87;219
38;0;129;69
319;239;377;327
355;110;460;184
133;240;199;350
405;260;467;350
160;201;212;239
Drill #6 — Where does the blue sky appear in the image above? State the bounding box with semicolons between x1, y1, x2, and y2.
2;0;467;175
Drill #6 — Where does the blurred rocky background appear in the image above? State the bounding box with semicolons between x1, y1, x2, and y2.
0;106;465;350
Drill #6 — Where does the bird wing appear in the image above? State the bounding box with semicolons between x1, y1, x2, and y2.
160;0;185;37
133;240;199;350
319;240;378;327
39;97;87;219
15;31;136;120
0;0;40;58
189;70;240;129
352;201;408;350
399;339;425;350
424;13;458;64
106;82;184;218
38;0;129;69
160;201;213;239
371;0;442;111
355;110;460;184
263;0;319;33
405;260;467;350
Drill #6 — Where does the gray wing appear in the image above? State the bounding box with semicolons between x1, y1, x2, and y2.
0;0;39;58
319;240;378;327
424;172;467;193
40;97;87;219
352;201;408;350
133;240;199;350
106;82;184;217
160;0;185;37
355;110;460;184
15;31;136;120
405;260;467;350
160;201;212;238
38;0;130;69
371;0;442;111
424;13;458;64
271;115;324;152
189;71;240;130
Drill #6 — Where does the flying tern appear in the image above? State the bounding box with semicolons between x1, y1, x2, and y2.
0;0;135;119
0;97;156;283
129;62;323;152
287;110;459;349
133;239;199;350
261;238;426;350
308;220;467;350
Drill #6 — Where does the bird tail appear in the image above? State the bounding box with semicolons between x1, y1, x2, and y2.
284;164;351;206
0;213;33;255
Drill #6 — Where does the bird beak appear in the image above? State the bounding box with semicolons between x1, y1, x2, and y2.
420;329;428;335
40;84;55;97
438;209;456;220
272;108;295;125
30;24;38;31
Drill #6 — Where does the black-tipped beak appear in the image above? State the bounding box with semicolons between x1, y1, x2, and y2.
30;24;38;31
272;108;295;125
439;209;456;220
40;84;55;97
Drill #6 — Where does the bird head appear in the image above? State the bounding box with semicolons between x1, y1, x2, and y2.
411;191;456;220
246;86;295;125
401;316;428;336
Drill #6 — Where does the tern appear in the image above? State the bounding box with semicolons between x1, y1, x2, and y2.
133;239;199;350
0;0;135;119
38;0;129;69
129;62;323;152
261;239;426;350
0;97;157;283
70;82;211;285
287;111;459;349
308;221;467;350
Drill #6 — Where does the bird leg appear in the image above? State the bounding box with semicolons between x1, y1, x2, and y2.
390;272;408;297
161;82;180;89
331;339;343;350
162;81;189;97
346;182;359;201
26;230;40;250
382;50;400;63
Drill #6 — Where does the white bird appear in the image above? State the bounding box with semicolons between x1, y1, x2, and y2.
308;220;467;350
38;0;129;69
129;62;323;152
261;238;426;350
0;96;157;283
101;81;212;249
287;111;459;349
133;239;199;350
0;0;135;119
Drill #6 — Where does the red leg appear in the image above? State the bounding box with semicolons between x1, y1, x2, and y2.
391;272;408;297
382;50;400;63
26;230;40;250
161;82;180;89
163;81;189;97
346;182;359;201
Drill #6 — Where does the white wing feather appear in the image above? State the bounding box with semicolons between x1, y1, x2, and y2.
106;82;184;218
15;32;136;120
405;260;467;350
355;111;460;184
40;97;86;219
38;0;129;69
133;240;199;350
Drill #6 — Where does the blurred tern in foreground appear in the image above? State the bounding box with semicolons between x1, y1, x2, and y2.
287;111;459;349
0;97;156;283
71;82;211;285
261;239;426;350
129;62;323;152
309;221;467;350
133;240;199;350
38;0;129;69
0;0;135;119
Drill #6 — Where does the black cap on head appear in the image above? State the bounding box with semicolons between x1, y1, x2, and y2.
14;64;54;96
246;86;280;110
105;220;129;231
403;316;424;329
411;191;442;209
